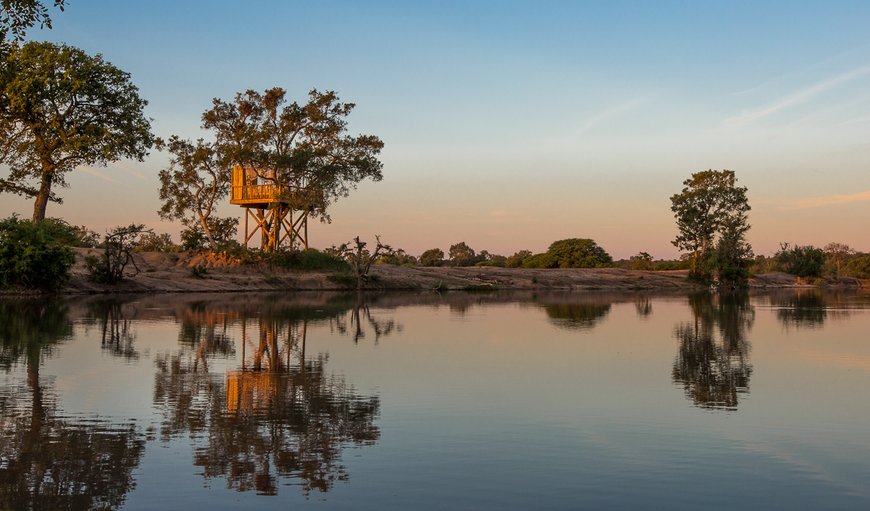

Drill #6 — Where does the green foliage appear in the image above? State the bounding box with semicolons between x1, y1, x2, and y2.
544;238;612;268
670;169;751;284
522;253;553;269
774;243;825;278
448;241;478;266
135;232;178;252
179;218;237;251
0;215;73;291
201;88;383;222
419;248;444;267
39;217;100;247
86;224;151;284
843;254;870;279
505;250;532;268
377;248;417;266
266;248;350;271
630;252;653;270
0;0;65;46
0;41;153;221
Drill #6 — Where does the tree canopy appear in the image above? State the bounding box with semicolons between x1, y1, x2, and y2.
670;169;751;283
0;0;64;47
201;87;383;221
0;41;153;221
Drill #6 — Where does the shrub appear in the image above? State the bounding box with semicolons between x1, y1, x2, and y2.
40;218;100;247
505;250;532;268
419;248;445;267
523;238;612;269
135;232;179;252
86;224;151;284
267;248;350;271
774;243;825;278
0;216;75;291
844;254;870;279
630;252;653;270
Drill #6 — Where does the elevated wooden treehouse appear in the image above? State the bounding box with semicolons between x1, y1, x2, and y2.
230;165;325;251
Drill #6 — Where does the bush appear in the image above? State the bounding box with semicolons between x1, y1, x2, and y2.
135;232;179;252
40;217;100;247
774;243;825;278
419;248;444;267
844;254;870;279
86;224;151;284
0;216;75;291
630;252;653;270
505;250;532;268
267;249;350;271
522;239;612;269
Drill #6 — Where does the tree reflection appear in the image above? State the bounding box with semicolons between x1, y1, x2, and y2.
330;295;398;343
540;302;611;330
672;293;754;410
153;304;381;496
86;299;140;361
772;290;852;329
0;299;144;510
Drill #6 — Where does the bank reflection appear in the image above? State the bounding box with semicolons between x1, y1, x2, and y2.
0;299;144;510
153;296;383;496
672;293;754;411
771;289;853;329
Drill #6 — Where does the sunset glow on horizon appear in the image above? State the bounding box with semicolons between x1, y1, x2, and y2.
1;0;869;259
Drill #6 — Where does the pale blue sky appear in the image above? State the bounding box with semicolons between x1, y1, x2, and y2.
2;0;869;258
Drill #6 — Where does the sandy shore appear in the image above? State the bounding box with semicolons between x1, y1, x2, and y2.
5;248;844;295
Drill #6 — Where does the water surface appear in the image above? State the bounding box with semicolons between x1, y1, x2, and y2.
1;290;868;510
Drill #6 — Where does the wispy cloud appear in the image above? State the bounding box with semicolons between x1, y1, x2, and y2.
575;98;648;135
725;64;870;127
79;167;117;183
792;189;870;209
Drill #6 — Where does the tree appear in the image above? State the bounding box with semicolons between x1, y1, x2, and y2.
201;87;383;222
85;224;152;284
0;0;65;48
670;169;751;282
448;241;477;266
505;250;532;268
823;242;855;277
774;243;824;278
157;136;234;249
629;251;653;270
543;238;612;268
419;248;444;267
333;236;393;289
0;42;153;221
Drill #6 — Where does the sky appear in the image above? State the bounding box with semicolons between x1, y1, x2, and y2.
2;0;869;259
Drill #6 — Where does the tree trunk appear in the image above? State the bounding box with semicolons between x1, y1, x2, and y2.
31;166;54;222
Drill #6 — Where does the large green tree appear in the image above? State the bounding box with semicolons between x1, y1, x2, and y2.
0;41;153;222
670;169;751;283
201;87;383;221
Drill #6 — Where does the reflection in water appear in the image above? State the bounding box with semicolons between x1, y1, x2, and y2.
672;293;754;410
540;302;611;330
86;299;140;361
0;299;143;510
330;296;398;343
772;289;852;329
153;302;382;496
634;296;653;318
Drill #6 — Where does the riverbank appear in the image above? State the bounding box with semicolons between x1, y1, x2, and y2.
10;248;849;294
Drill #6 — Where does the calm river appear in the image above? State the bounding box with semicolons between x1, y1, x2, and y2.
1;290;869;510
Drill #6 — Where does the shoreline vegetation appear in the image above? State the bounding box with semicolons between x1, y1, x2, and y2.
2;248;865;295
